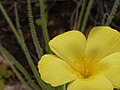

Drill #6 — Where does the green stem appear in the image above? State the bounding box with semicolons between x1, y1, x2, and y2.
27;0;43;59
80;0;93;33
14;2;24;40
76;0;86;30
60;84;66;90
55;84;66;90
105;0;119;25
0;2;48;90
39;0;51;53
101;13;109;25
0;44;40;90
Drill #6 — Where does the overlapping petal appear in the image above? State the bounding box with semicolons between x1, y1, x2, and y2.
67;75;113;90
38;54;77;86
38;26;120;89
95;52;120;88
86;26;120;61
49;30;86;70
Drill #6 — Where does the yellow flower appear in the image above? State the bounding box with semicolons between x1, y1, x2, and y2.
38;26;120;90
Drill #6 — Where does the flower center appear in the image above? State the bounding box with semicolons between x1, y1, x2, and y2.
79;58;98;78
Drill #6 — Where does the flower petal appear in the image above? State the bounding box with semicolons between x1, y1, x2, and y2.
49;30;86;70
86;26;120;61
67;75;113;90
38;54;77;86
95;52;120;88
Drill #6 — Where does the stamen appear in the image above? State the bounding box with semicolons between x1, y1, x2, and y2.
79;58;99;78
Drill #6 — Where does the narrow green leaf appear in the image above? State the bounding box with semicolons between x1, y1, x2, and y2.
0;79;4;90
80;0;93;33
0;3;48;89
27;0;43;59
39;0;51;53
0;44;40;90
105;0;119;25
1;53;31;90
